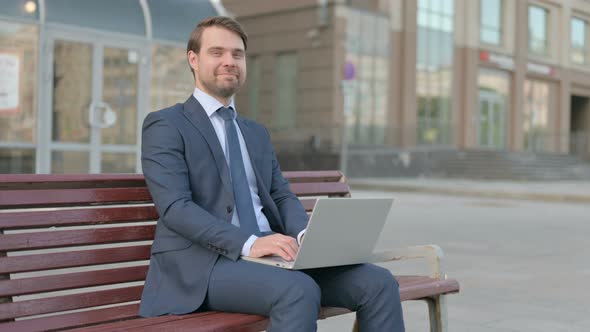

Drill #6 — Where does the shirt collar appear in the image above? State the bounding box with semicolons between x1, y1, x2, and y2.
192;87;236;118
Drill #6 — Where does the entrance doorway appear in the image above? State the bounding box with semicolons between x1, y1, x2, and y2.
38;28;148;173
570;95;590;158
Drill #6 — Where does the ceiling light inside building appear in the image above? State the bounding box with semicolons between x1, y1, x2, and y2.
24;1;37;14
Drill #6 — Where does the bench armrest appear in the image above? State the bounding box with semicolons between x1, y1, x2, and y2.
370;244;447;279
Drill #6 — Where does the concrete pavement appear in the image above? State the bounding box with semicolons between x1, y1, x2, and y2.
317;189;589;331
349;177;590;204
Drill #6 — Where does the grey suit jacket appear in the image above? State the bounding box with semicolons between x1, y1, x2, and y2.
138;96;309;317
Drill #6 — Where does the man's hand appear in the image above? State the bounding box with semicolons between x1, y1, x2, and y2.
249;234;299;261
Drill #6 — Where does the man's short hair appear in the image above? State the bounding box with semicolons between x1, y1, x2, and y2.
187;16;248;75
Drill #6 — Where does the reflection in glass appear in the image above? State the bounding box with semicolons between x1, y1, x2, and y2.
150;44;194;112
52;40;92;143
45;0;144;36
571;17;587;64
247;56;260;120
101;152;135;173
0;21;38;143
346;9;390;145
480;0;502;45
51;150;89;173
0;0;39;20
416;0;454;145
101;47;138;145
0;148;34;173
528;5;548;56
274;53;297;129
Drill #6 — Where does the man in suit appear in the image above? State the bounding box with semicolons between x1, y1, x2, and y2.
139;16;405;331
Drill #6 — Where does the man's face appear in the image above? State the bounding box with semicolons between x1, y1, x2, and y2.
189;26;246;100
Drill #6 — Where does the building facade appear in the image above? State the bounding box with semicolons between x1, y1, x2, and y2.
0;0;221;174
2;0;590;175
224;0;590;172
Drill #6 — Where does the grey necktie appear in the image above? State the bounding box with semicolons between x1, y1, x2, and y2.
217;107;261;236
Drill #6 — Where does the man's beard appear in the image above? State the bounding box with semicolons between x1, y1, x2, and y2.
201;73;241;98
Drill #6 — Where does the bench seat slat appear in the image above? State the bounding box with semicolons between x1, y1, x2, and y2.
0;187;152;209
398;276;460;301
289;182;350;197
0;206;158;230
66;312;219;332
0;226;155;251
0;245;151;274
0;303;141;332
0;266;148;297
124;312;269;332
0;286;143;320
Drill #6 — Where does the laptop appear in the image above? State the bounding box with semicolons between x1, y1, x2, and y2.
241;197;393;270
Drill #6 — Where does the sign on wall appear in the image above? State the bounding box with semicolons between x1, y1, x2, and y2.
0;51;21;114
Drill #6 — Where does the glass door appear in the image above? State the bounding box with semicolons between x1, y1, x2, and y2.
477;90;506;149
40;29;147;173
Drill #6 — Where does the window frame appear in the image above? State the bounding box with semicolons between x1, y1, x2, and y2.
479;0;504;47
527;3;550;58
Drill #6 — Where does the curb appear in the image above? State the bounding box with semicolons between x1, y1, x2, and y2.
349;182;590;204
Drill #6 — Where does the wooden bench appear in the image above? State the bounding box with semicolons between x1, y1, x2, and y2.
0;171;459;332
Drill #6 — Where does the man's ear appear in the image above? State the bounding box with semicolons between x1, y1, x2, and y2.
188;50;198;71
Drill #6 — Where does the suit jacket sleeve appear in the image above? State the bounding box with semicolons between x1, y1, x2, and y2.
142;111;251;261
265;127;309;238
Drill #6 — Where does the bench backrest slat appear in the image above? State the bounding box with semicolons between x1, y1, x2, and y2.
0;226;155;251
0;188;152;209
0;266;148;298
0;286;143;320
282;170;343;183
289;182;350;197
0;246;152;274
0;303;141;332
0;170;348;324
0;206;158;230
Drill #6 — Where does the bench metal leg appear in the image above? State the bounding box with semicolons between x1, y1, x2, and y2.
426;295;448;332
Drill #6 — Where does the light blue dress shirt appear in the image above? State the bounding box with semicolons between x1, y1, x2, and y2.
192;88;271;255
193;88;305;256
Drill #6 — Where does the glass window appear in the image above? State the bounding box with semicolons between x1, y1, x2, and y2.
101;46;139;145
523;79;553;152
571;17;588;65
101;152;135;173
51;150;89;173
148;0;218;42
0;0;39;21
480;0;502;45
528;5;549;56
0;148;34;173
247;56;260;120
45;0;145;36
416;0;454;145
345;10;390;145
274;53;297;129
0;21;38;144
150;44;194;112
51;40;92;143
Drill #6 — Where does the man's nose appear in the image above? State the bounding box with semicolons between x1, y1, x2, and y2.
221;52;236;66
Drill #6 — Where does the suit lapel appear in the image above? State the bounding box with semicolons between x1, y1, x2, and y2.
181;96;233;198
237;117;283;231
